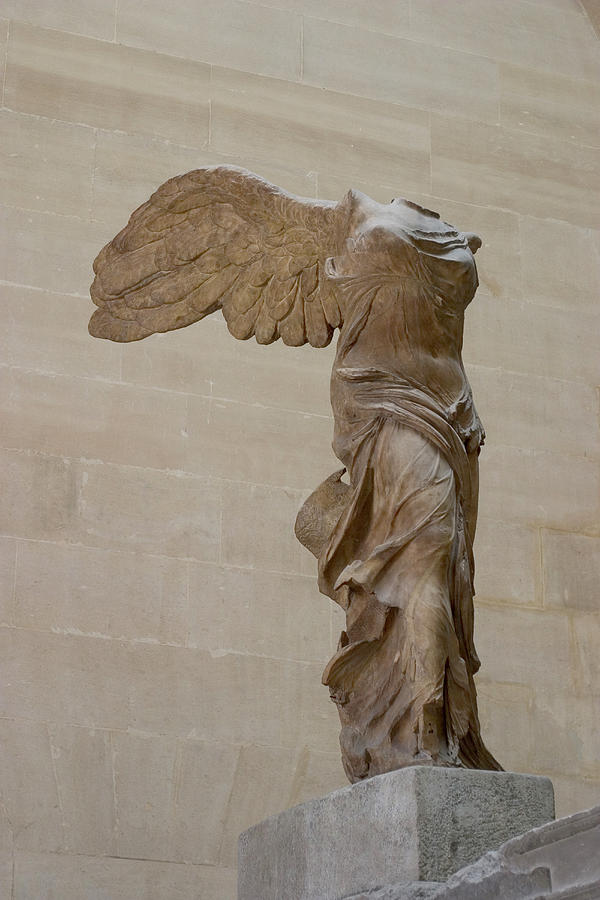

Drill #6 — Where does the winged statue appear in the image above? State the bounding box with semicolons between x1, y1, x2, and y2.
89;165;501;782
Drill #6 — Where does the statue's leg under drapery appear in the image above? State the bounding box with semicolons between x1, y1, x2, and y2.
321;420;473;782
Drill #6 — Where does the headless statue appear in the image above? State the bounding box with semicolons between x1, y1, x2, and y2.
89;166;501;782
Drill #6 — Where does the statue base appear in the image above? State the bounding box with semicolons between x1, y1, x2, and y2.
237;766;555;900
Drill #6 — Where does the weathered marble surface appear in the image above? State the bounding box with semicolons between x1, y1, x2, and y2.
439;803;600;899
344;886;443;900
237;766;554;900
3;1;600;895
89;165;499;781
340;803;600;900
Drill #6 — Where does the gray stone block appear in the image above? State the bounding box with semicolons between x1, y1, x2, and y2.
439;803;600;899
237;766;554;900
343;884;443;900
548;884;600;900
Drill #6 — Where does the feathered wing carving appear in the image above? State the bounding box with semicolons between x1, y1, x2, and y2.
89;166;349;348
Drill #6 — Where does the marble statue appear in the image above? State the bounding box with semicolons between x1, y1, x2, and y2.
89;166;501;782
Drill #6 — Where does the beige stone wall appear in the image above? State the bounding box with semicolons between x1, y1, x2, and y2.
1;1;599;896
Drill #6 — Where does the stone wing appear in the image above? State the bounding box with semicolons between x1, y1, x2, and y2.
89;165;347;348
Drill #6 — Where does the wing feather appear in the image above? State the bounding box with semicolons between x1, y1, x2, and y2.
277;282;307;347
304;295;332;349
254;298;279;345
321;290;343;329
89;165;349;347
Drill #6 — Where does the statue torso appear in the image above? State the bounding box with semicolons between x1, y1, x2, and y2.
327;193;480;466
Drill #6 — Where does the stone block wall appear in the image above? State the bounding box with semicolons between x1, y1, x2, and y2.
0;1;599;896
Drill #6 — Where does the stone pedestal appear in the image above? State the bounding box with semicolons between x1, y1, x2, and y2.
238;767;555;900
440;803;600;899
